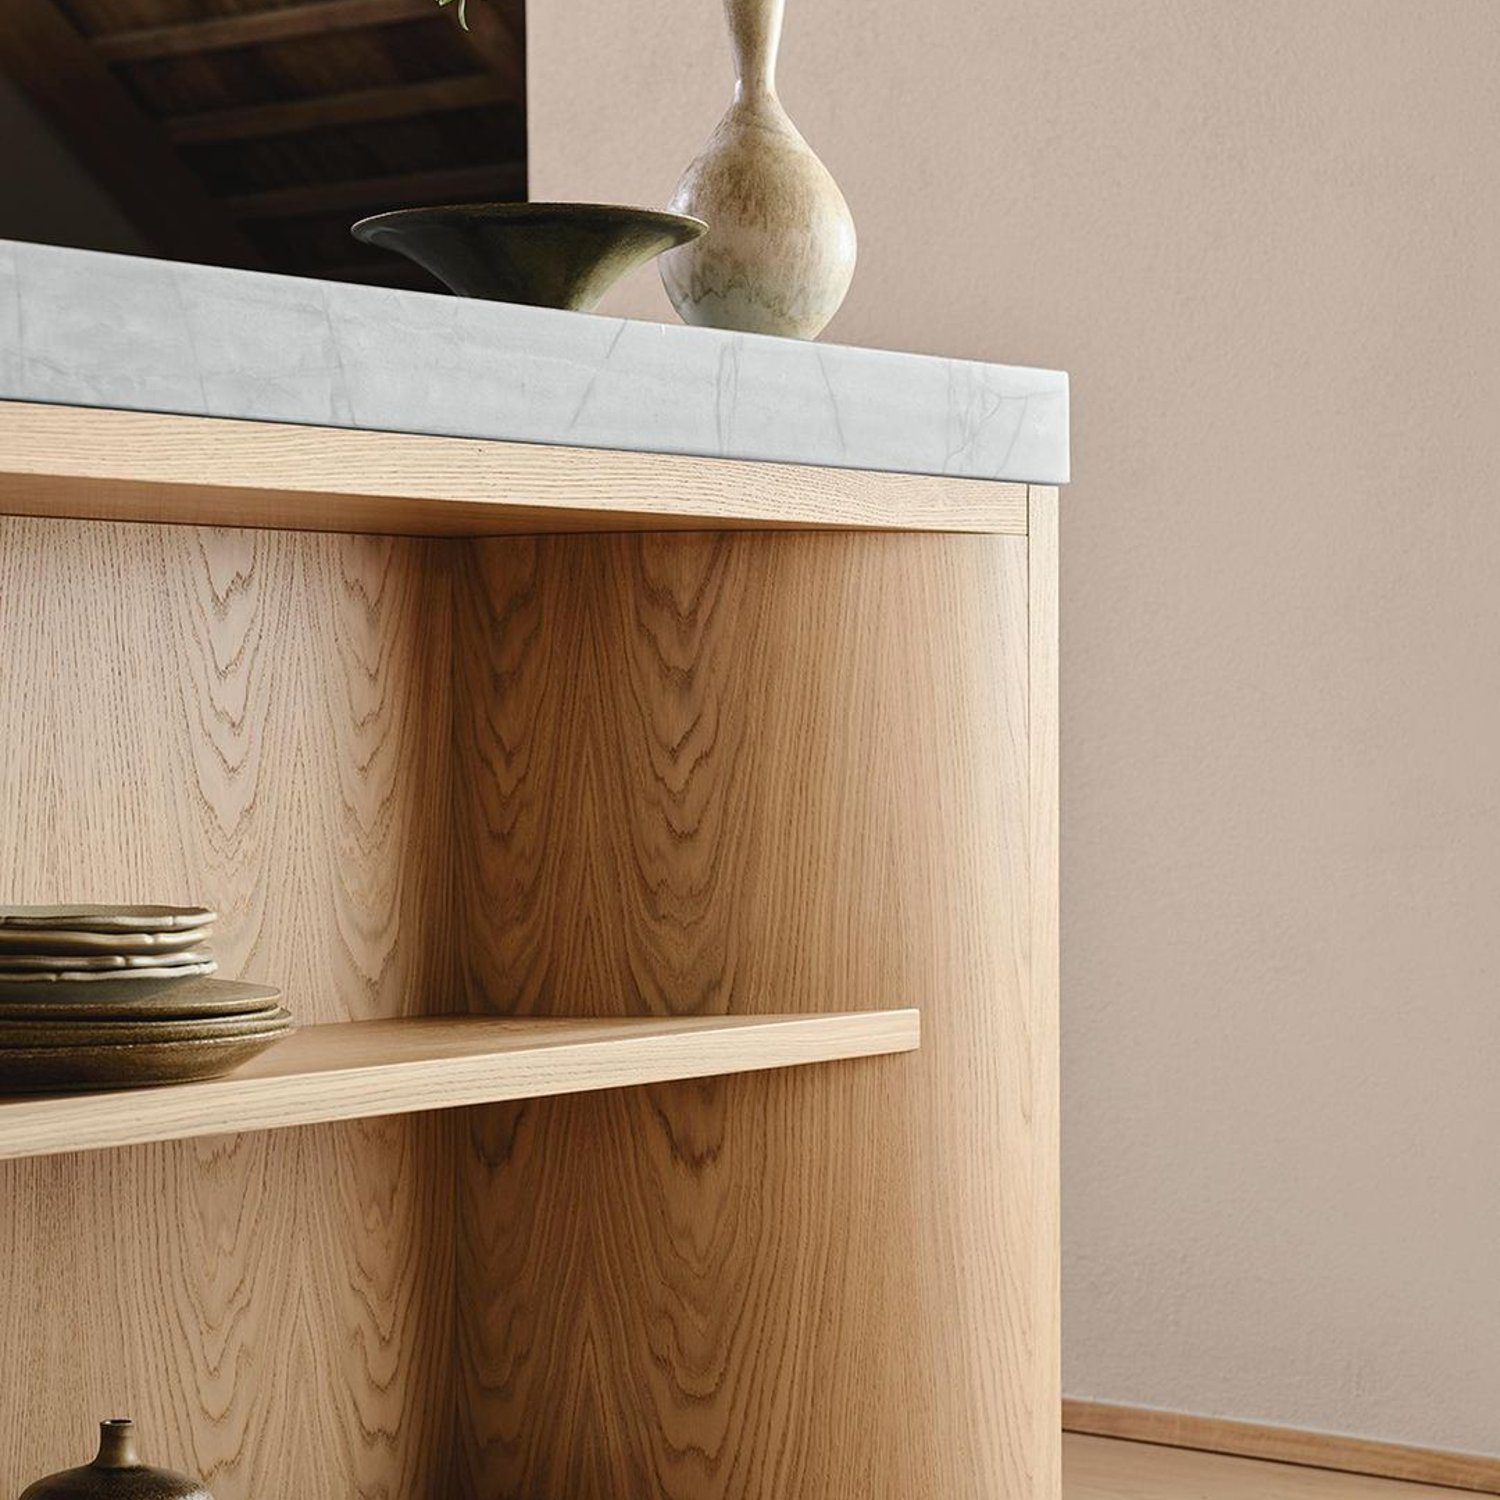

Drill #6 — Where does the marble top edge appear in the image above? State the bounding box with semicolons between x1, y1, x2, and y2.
0;238;1070;485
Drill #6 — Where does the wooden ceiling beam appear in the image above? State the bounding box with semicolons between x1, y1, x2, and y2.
222;162;527;219
0;0;261;266
93;0;434;62
165;75;515;144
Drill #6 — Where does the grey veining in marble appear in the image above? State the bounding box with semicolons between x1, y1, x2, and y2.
0;240;1069;484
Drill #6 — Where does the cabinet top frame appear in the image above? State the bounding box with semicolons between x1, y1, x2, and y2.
0;238;1070;488
0;401;1029;537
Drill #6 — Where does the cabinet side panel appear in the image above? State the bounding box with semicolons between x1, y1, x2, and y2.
0;517;459;1499
1029;486;1062;1500
453;530;1052;1498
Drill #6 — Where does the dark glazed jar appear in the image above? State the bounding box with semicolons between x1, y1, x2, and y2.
18;1421;213;1500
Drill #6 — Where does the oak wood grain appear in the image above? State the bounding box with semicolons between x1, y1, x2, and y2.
1063;1406;1500;1495
0;472;1055;1496
0;403;1029;538
0;1012;919;1162
0;515;457;1499
452;529;1054;1498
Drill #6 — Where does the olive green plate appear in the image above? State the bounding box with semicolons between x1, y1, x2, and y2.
0;905;216;933
0;948;213;973
0;925;212;956
352;202;707;311
0;960;217;985
0;1025;293;1092
0;1006;290;1048
0;976;280;1020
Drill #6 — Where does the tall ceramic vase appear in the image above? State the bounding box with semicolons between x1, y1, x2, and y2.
660;0;856;340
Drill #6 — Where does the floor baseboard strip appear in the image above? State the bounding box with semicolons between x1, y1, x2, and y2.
1062;1400;1500;1495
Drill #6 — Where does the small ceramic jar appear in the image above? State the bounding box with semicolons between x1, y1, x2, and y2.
18;1421;213;1500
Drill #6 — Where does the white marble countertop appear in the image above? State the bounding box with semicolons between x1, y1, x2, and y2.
0;239;1069;485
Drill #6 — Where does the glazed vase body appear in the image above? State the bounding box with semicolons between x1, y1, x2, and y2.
661;0;856;340
18;1421;213;1500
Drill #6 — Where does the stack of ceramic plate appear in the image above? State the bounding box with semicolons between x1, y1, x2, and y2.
0;905;292;1092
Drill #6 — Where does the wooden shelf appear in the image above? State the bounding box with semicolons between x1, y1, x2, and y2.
0;402;1029;538
0;1010;919;1163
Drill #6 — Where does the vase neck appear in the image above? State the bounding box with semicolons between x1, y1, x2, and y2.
94;1421;141;1470
725;0;783;98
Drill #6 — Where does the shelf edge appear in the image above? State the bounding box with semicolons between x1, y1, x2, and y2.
0;1009;920;1163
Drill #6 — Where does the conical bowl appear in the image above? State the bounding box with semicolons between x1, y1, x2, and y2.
351;202;707;311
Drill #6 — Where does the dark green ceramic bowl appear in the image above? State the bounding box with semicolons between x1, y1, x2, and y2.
351;202;708;310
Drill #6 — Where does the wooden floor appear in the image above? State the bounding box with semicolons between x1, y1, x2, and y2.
1066;1436;1476;1499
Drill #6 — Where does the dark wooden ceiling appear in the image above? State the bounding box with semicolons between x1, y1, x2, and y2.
0;0;526;288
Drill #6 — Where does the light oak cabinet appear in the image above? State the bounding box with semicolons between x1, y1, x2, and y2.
0;402;1059;1499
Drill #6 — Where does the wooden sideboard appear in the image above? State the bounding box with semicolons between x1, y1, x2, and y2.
0;400;1059;1499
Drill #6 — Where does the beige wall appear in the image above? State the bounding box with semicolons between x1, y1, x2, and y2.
530;0;1500;1458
